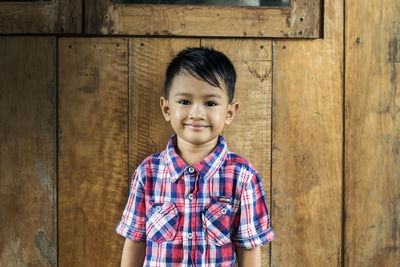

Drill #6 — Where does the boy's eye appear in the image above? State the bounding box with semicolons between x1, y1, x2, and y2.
205;101;217;107
178;100;191;105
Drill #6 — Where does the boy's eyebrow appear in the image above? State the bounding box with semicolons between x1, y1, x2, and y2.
204;94;222;99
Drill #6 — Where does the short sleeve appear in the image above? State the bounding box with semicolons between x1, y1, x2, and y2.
231;172;275;249
115;165;147;241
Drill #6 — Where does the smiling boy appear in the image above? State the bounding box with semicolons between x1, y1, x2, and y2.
116;47;274;266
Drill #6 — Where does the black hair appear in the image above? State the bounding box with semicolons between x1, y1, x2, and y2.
164;47;236;103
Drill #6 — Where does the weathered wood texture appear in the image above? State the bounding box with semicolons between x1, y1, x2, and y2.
129;38;199;175
58;38;128;266
58;0;82;33
85;0;320;38
0;0;82;33
344;0;400;265
271;0;343;265
0;37;57;266
201;38;272;266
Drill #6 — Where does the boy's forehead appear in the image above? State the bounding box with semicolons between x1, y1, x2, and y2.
170;72;228;96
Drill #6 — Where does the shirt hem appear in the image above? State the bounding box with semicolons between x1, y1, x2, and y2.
115;222;146;242
232;227;275;249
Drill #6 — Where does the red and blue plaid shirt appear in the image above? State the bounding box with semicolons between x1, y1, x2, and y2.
116;135;274;266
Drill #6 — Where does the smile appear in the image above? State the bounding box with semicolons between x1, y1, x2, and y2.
184;124;209;130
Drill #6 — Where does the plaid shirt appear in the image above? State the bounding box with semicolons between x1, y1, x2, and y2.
116;135;274;266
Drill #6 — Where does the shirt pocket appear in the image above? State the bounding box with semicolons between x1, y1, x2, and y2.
146;201;179;243
201;199;232;246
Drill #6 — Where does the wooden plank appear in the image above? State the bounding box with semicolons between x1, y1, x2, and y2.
85;0;321;38
344;0;400;265
58;0;82;33
291;0;322;37
58;38;128;266
0;2;57;33
201;38;273;266
0;0;81;33
85;0;110;35
0;37;56;266
129;37;200;174
271;0;343;265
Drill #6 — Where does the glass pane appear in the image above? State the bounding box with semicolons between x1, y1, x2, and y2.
112;0;290;7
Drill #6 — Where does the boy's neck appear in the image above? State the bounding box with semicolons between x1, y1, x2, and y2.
175;137;218;166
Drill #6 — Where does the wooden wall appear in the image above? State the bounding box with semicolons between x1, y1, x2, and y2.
58;38;129;266
345;0;400;266
1;0;399;266
1;37;57;266
272;0;343;265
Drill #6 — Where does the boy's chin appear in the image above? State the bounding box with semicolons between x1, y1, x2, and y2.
177;135;219;146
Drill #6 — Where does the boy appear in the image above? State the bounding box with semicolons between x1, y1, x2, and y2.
116;47;274;266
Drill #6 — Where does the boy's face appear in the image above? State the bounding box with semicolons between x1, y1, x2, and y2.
160;72;238;148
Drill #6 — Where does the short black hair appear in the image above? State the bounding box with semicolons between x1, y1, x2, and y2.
164;47;236;103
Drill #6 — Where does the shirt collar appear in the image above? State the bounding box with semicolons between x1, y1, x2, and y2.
165;134;228;182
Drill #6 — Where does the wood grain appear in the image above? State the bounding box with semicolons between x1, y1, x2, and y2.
85;0;111;35
129;38;199;175
58;38;128;266
345;0;400;265
201;38;273;266
0;0;81;33
58;0;82;33
85;0;320;38
271;0;343;265
0;37;57;266
0;2;57;33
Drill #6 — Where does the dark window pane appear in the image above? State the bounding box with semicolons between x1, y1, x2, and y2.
112;0;290;6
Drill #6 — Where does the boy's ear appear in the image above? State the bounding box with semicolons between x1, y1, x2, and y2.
225;101;239;125
160;96;171;121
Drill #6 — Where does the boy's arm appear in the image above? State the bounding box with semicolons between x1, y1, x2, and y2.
236;246;261;267
120;238;146;267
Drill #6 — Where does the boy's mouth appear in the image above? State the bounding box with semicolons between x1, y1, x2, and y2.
184;124;209;130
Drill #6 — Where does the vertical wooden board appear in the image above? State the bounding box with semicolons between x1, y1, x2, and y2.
289;0;322;38
129;38;200;174
58;38;128;266
201;38;273;266
85;0;110;34
345;0;400;265
0;37;56;266
58;0;82;33
272;0;343;265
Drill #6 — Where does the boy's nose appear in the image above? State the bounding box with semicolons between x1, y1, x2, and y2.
189;103;205;119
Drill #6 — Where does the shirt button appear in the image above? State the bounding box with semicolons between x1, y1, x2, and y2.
188;167;195;174
188;193;193;200
187;233;193;239
221;208;227;215
155;206;162;213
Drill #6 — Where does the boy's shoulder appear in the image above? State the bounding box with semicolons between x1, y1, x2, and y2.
139;150;167;166
225;151;258;175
